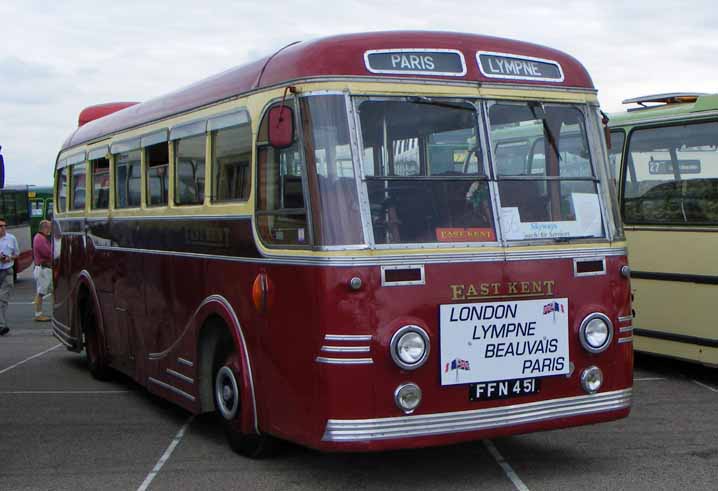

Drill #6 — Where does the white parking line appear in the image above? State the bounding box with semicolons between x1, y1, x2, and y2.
0;390;130;394
633;377;666;381
0;343;62;375
137;415;194;491
484;439;530;491
692;380;718;393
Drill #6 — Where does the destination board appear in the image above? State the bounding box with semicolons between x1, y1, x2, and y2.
364;49;467;76
477;51;564;82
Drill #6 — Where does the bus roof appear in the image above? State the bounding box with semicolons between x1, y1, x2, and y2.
60;31;594;154
609;93;718;127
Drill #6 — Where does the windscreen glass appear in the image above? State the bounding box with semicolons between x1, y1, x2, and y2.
623;121;718;224
488;101;604;241
357;98;495;245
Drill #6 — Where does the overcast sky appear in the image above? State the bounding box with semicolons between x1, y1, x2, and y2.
1;0;715;186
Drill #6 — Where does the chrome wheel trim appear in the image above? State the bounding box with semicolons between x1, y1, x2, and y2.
215;366;239;420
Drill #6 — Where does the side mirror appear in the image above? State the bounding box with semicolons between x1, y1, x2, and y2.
268;105;294;149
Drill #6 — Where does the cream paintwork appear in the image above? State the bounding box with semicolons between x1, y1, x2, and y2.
54;79;604;261
627;228;718;365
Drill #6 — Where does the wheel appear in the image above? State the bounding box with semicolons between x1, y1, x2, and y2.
214;351;276;458
83;308;111;381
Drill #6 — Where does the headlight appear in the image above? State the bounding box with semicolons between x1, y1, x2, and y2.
390;325;430;370
579;313;613;353
394;383;422;414
580;366;603;394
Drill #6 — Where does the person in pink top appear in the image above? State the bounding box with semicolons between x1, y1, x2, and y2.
32;220;52;322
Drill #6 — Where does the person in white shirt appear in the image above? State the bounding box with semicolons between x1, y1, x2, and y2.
0;217;20;336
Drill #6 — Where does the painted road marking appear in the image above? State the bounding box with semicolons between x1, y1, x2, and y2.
137;415;194;491
633;377;666;381
0;343;62;375
484;439;530;491
692;380;718;393
0;390;130;394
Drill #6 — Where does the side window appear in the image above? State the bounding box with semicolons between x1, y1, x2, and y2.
212;124;252;202
71;163;86;210
46;200;54;220
256;101;308;246
146;143;169;206
31;199;44;217
57;168;68;212
91;157;110;210
115;150;141;208
175;134;206;205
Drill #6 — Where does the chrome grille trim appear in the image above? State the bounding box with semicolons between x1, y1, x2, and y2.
324;334;372;341
322;388;631;442
321;345;371;353
618;315;634;323
177;357;194;367
619;326;634;333
618;337;634;344
316;357;373;365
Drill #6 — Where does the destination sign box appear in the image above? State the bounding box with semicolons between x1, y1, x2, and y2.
477;51;564;82
364;49;467;76
440;298;569;386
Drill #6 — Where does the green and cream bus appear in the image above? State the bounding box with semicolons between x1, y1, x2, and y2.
609;93;718;366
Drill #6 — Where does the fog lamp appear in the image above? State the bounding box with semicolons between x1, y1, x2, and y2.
390;325;430;370
580;366;604;394
579;313;613;353
394;383;422;414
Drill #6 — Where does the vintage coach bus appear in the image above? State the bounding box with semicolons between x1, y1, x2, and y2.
53;31;633;457
609;93;718;366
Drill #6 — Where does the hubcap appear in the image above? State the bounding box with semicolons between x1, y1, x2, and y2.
215;366;239;420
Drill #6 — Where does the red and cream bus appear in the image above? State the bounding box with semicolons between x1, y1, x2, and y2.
52;31;633;457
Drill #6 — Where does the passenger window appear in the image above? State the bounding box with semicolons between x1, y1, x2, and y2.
175;134;206;205
71;163;86;210
115;150;141;208
57;168;68;212
91;157;110;210
146;143;169;206
256;101;308;246
212;124;251;202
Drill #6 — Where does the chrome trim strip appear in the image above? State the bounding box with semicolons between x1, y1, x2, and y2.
618;315;634;322
316;357;374;365
166;369;194;384
92;245;627;267
619;326;634;333
324;334;373;341
381;264;426;287
52;324;76;348
618;337;634;344
321;346;371;353
148;377;196;402
573;257;606;277
322;388;632;442
177;357;194;367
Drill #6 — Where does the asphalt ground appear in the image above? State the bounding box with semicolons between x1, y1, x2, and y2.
1;269;717;490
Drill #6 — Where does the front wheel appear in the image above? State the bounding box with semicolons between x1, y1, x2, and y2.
214;353;276;458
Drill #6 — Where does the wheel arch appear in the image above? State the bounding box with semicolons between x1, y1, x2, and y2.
195;295;260;435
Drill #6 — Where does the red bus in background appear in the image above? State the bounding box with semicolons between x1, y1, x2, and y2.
52;31;632;457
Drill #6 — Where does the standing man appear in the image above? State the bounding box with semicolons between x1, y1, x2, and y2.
33;220;52;322
0;217;19;336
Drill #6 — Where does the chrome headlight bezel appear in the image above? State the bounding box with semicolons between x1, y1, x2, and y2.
394;382;422;414
390;325;430;370
579;313;614;353
580;365;604;394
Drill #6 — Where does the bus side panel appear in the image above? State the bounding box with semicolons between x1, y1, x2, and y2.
628;229;718;366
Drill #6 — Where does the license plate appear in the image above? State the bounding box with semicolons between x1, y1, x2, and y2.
469;378;540;401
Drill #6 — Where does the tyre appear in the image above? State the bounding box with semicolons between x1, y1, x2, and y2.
83;307;111;381
214;351;276;458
